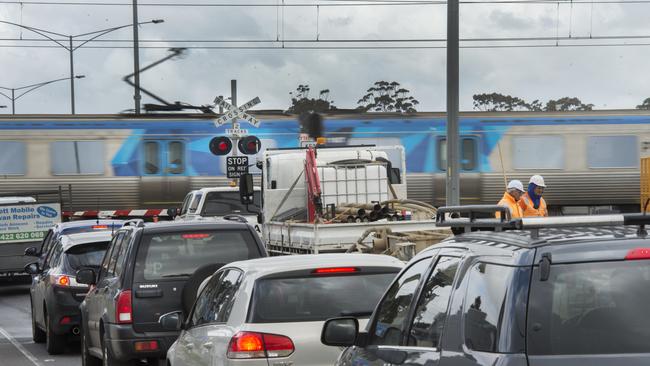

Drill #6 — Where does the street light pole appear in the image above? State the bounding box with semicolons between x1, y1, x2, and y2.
69;36;76;114
11;89;15;115
0;76;85;114
446;0;461;206
132;0;142;114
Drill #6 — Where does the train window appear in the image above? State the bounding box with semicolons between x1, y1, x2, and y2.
512;136;564;170
51;141;104;175
0;141;25;175
144;141;160;175
587;136;639;168
168;141;185;174
438;137;478;171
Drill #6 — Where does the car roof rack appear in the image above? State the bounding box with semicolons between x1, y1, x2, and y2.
222;214;249;224
122;219;145;228
437;205;650;239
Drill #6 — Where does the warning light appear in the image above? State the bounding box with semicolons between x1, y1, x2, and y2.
182;233;211;239
209;136;232;156
238;136;261;155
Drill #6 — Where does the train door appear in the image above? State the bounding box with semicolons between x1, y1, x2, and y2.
140;140;191;207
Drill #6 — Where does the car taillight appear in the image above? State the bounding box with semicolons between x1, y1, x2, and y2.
625;248;650;260
92;225;108;230
312;267;359;274
116;290;132;324
227;331;294;359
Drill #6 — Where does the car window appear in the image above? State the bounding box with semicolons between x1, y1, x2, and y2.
106;233;125;278
40;229;53;253
99;232;124;282
369;258;431;346
201;191;261;216
189;271;229;328
65;242;110;270
134;230;261;281
47;243;64;270
407;256;460;348
43;239;62;270
189;193;202;213
180;193;193;216
528;260;650;355
113;232;132;277
250;271;398;323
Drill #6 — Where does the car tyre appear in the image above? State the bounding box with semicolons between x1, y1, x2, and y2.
31;300;45;343
81;326;101;366
102;334;130;366
45;311;66;355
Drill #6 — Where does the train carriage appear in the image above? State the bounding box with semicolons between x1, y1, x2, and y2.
0;110;648;214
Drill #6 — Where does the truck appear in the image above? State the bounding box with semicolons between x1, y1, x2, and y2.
174;186;261;224
239;144;450;258
0;195;62;280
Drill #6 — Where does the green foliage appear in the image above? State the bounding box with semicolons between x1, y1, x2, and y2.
545;97;594;111
287;84;336;114
637;98;650;110
472;93;542;111
357;81;419;113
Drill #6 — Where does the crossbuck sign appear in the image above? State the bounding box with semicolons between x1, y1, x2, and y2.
214;96;261;128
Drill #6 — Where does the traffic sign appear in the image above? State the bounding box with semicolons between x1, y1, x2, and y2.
226;156;249;178
214;96;261;127
226;128;249;137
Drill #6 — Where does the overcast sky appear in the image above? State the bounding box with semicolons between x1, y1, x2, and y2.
0;0;648;114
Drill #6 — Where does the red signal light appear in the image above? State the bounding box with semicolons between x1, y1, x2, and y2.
312;267;359;274
209;136;232;156
238;136;261;155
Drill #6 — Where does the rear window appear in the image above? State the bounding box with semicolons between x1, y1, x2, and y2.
65;242;110;270
201;191;261;216
250;271;397;323
135;230;261;280
528;260;650;355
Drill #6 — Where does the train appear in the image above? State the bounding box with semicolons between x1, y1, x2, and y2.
0;109;648;215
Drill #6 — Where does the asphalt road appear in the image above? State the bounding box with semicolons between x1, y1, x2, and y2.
0;283;81;366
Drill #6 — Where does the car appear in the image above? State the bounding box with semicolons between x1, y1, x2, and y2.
322;205;650;366
174;186;261;223
25;231;113;354
162;253;404;366
25;219;125;268
76;218;267;366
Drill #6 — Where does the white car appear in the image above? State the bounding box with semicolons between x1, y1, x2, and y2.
163;254;404;366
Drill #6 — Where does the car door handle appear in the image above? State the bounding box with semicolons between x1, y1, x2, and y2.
202;342;213;349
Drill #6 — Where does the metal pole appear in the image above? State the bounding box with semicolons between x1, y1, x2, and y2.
132;0;142;114
69;36;76;115
11;89;15;114
446;0;460;206
231;80;239;157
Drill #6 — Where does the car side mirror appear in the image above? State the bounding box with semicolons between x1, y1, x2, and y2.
239;173;255;205
159;311;184;331
321;317;359;347
76;268;97;286
24;262;40;275
24;246;39;257
167;207;179;218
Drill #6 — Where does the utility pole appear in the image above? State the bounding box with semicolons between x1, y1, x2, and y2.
446;0;460;206
132;0;142;114
69;36;76;114
231;80;239;157
11;89;15;115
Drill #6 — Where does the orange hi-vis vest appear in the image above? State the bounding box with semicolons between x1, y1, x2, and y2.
519;193;548;217
496;192;524;219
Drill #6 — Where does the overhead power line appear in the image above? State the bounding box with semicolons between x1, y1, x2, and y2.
1;0;650;5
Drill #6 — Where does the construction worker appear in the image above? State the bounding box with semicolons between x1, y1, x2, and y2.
496;180;525;219
520;175;548;217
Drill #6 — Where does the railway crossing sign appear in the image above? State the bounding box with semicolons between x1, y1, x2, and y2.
214;96;261;127
226;156;249;178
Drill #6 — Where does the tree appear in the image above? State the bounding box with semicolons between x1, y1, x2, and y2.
545;97;594;111
287;84;336;114
357;81;419;113
637;98;650;110
472;93;541;111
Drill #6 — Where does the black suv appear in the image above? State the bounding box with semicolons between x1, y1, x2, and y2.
76;218;267;366
322;206;650;366
26;231;113;354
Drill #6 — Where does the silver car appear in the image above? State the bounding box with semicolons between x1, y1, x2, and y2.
163;253;404;366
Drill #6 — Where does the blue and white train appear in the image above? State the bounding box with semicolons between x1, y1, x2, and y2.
0;110;648;214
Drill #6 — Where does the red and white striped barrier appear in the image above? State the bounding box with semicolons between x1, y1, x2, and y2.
63;209;169;218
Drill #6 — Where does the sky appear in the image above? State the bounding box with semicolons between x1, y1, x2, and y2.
0;0;649;114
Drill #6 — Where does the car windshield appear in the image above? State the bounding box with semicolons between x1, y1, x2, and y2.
65;242;110;270
135;230;261;280
528;259;650;355
201;191;261;216
250;272;397;323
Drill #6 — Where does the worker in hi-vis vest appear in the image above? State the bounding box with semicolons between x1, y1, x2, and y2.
519;175;548;217
496;180;525;219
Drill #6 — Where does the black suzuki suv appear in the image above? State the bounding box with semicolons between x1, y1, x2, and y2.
322;206;650;366
77;217;267;366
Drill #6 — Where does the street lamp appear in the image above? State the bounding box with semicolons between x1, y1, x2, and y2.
0;19;164;115
0;75;85;114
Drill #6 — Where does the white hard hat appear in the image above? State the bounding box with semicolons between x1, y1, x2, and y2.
529;175;546;187
507;180;525;192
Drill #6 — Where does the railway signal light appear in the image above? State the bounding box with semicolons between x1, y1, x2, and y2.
238;135;261;155
209;136;232;156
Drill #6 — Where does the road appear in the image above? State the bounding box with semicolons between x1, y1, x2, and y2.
0;283;81;366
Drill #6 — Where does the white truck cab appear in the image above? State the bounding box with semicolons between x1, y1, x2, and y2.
177;186;261;223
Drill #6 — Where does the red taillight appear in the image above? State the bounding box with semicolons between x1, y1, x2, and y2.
625;248;650;260
312;267;359;274
227;331;294;359
134;340;158;352
59;316;72;325
181;233;210;239
58;275;70;287
116;290;132;324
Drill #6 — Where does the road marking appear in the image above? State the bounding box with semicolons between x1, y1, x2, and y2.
0;326;42;366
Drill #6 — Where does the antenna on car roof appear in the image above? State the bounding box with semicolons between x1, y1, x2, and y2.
96;197;100;225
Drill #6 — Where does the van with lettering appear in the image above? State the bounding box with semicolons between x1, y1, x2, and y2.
0;196;61;281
